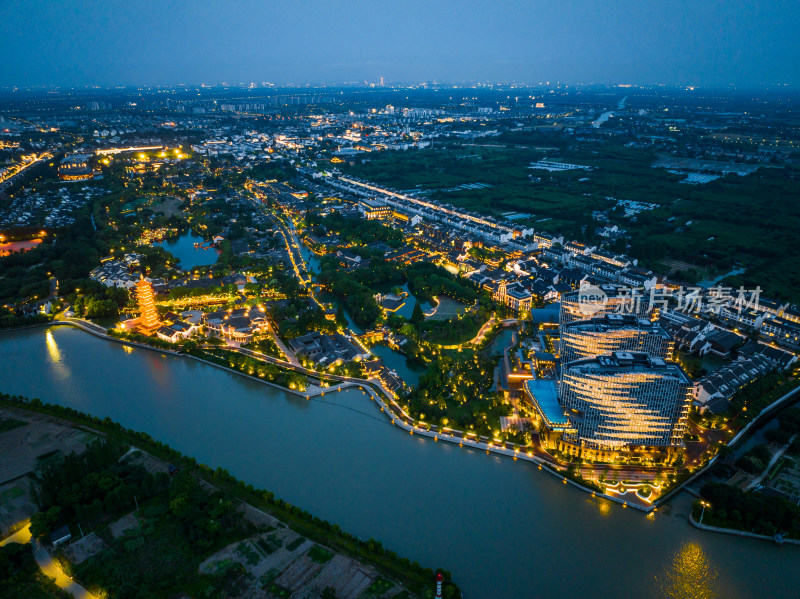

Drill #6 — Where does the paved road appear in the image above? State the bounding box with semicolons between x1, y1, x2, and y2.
1;523;98;599
32;536;99;599
252;318;300;366
0;523;31;546
745;434;797;491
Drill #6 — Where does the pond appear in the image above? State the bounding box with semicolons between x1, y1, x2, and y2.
367;343;426;389
386;283;431;321
484;327;517;356
530;303;560;324
155;229;220;270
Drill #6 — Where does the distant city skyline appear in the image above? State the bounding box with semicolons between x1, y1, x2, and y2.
1;0;799;88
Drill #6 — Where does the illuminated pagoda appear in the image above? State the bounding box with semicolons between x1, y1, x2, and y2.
135;276;160;332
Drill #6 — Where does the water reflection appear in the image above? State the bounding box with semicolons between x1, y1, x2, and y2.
656;541;718;599
45;329;70;380
593;497;612;518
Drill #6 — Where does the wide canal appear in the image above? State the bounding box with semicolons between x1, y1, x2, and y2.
1;326;798;598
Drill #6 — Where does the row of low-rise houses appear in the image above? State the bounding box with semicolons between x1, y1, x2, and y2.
308;171;800;358
287;331;369;366
692;343;797;413
89;253;144;288
718;299;800;347
315;172;533;245
662;291;800;351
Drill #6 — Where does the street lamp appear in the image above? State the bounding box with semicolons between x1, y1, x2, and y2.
699;500;710;524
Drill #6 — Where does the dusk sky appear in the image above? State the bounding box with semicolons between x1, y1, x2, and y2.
2;0;798;88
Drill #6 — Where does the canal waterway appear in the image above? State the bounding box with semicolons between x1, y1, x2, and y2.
367;343;426;389
484;327;516;356
1;327;799;599
156;229;220;269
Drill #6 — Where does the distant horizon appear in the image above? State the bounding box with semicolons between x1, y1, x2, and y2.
2;81;799;93
2;1;798;89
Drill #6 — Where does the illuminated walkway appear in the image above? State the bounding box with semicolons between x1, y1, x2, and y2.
1;523;99;599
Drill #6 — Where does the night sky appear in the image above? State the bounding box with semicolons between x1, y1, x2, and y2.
2;0;798;88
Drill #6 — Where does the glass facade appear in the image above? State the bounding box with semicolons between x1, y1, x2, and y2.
559;352;691;451
560;314;673;364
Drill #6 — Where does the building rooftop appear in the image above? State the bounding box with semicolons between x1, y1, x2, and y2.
523;379;571;430
564;351;689;381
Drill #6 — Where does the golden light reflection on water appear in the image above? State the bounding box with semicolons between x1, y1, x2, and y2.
656;541;718;599
45;329;61;361
595;497;612;518
45;329;70;379
122;345;133;354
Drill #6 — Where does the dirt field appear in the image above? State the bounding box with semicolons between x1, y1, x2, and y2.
0;407;100;536
62;532;107;564
199;523;403;598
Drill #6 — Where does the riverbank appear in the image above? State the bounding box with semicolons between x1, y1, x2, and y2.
688;511;800;547
0;396;459;597
1;321;669;511
14;320;798;517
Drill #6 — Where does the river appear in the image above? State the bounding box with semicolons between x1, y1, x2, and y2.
1;327;798;598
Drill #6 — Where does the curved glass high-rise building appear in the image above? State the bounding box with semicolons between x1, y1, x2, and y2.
560;286;652;325
558;352;691;455
560;314;673;364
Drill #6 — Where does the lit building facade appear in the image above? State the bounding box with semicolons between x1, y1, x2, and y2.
557;351;691;462
560;314;673;364
495;280;533;312
560;286;652;325
358;199;392;220
58;154;95;181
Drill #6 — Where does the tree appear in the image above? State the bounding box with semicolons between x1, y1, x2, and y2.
411;301;425;325
335;304;347;328
29;505;62;539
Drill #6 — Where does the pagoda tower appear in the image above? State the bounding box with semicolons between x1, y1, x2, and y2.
135;276;160;331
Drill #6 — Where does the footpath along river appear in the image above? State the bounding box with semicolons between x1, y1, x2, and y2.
1;326;798;598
